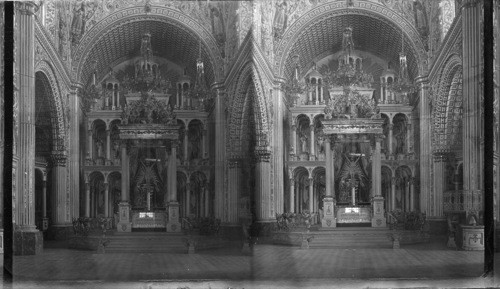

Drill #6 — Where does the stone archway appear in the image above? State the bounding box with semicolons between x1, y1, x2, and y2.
72;7;223;86
275;2;427;79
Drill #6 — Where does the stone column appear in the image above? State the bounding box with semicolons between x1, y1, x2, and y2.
183;127;188;163
50;152;70;239
432;154;446;217
322;137;336;228
410;177;415;211
185;181;191;217
106;129;111;161
462;0;483;214
273;81;285;216
166;141;180;232
69;86;81;227
388;123;394;155
309;178;314;213
255;151;272;222
213;84;226;220
202;128;207;159
291;125;297;156
85;177;90;217
117;143;131;232
391;176;397;211
406;122;412;154
310;125;315;159
289;177;295;213
87;129;93;160
372;136;386;227
227;160;241;224
42;173;48;230
13;1;43;255
417;77;432;215
104;182;109;217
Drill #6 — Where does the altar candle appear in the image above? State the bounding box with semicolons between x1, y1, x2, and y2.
352;186;355;206
147;191;151;211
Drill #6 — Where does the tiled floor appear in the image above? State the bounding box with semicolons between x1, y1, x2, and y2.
3;237;496;288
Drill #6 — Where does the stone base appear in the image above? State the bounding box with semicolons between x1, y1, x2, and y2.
250;221;275;237
301;239;309;249
321;197;336;228
13;230;43;255
47;225;72;240
461;225;484;251
166;202;181;233
117;221;132;232
118;202;132;232
371;216;386;227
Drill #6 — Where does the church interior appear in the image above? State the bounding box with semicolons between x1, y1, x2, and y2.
0;0;498;285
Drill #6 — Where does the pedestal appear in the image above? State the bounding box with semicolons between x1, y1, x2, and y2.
13;229;43;255
42;218;49;231
321;197;336;228
117;202;131;232
371;196;386;227
461;225;484;250
166;202;181;233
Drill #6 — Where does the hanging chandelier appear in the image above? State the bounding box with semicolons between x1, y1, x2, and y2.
324;27;374;89
284;54;307;105
120;33;172;94
387;27;417;96
190;38;213;107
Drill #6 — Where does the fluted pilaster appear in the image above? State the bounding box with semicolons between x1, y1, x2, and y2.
255;151;272;221
213;84;226;220
14;1;38;231
462;0;483;213
50;152;68;225
120;144;128;202
227;159;242;224
417;77;432;215
273;82;285;216
432;154;447;217
69;87;80;222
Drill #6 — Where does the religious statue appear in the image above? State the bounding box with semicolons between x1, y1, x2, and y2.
96;138;104;158
58;9;68;59
210;5;226;48
113;141;120;159
300;134;308;153
70;2;85;45
342;27;354;57
273;1;288;39
413;0;429;38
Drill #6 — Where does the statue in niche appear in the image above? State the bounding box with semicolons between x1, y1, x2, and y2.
342;27;355;57
300;134;308;153
188;127;202;160
273;1;288;39
70;2;85;45
393;121;407;154
96;138;104;158
58;8;68;59
413;0;429;40
113;141;120;159
210;4;226;49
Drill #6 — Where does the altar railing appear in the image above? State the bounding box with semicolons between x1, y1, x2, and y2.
443;190;482;212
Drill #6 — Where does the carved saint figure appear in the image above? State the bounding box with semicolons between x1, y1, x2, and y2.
58;9;68;59
413;0;428;37
96;138;104;158
210;5;225;47
71;2;85;45
273;1;288;39
300;134;308;153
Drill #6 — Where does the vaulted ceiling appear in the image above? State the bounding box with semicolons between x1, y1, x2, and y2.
283;14;420;82
81;20;215;87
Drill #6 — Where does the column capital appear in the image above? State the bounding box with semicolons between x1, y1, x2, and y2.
387;123;394;130
171;140;180;149
460;0;481;9
15;2;39;15
253;149;271;163
228;159;243;168
50;151;68;166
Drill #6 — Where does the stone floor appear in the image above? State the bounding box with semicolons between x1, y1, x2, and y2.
1;237;497;288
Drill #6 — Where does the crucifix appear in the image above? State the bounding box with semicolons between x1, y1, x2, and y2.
346;152;365;206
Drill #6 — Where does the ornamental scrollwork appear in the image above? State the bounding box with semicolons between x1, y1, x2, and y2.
121;92;176;126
